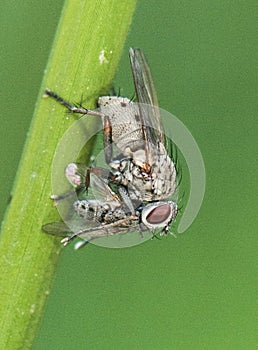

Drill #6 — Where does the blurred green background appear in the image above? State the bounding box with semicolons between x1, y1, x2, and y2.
1;1;257;349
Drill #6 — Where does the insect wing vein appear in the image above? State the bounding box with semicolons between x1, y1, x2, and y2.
129;48;164;145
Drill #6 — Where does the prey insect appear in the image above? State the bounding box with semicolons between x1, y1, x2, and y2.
42;48;178;248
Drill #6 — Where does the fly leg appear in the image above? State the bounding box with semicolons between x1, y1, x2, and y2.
44;89;113;164
61;214;138;246
51;164;113;205
50;165;91;206
117;186;136;216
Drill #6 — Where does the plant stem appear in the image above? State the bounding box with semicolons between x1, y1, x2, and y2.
0;0;137;348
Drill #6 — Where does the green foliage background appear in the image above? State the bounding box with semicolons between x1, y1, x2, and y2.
1;1;257;349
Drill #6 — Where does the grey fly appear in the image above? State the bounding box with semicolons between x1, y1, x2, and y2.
42;48;178;248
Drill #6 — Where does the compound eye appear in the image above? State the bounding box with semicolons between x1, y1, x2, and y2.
146;204;171;225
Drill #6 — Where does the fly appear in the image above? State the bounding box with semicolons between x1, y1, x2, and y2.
42;48;178;248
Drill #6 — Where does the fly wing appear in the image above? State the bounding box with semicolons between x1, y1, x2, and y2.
42;216;139;246
42;221;74;237
42;173;122;239
90;172;120;204
42;220;130;246
129;48;165;145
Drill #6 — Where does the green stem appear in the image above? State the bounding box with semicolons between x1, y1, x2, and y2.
0;0;137;348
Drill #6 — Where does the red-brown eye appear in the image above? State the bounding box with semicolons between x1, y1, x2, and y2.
146;204;171;224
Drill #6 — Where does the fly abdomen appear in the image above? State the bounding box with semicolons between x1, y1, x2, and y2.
73;200;110;222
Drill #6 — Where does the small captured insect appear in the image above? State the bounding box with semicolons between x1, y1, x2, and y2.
42;48;178;248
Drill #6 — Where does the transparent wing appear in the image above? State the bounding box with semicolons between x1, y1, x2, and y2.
90;172;120;203
42;173;123;239
42;221;73;237
42;217;139;245
129;48;164;144
65;163;120;204
42;218;112;239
